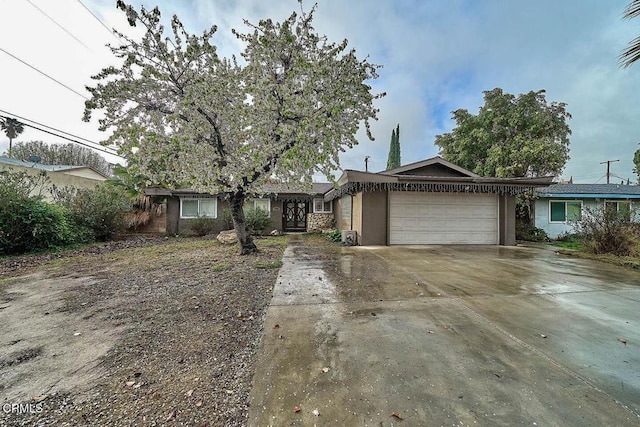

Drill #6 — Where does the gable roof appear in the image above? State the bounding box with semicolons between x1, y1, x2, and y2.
0;156;109;179
380;156;480;178
326;157;554;201
537;183;640;198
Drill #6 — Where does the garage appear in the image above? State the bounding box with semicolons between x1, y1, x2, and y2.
327;156;552;246
389;191;498;244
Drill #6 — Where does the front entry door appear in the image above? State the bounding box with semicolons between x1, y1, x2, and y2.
283;201;307;231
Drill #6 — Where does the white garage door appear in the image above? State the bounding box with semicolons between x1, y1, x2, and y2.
389;192;498;244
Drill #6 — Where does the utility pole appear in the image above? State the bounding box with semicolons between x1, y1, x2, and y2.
600;159;619;184
364;155;371;172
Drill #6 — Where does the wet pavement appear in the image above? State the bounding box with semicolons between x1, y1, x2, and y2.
248;236;640;426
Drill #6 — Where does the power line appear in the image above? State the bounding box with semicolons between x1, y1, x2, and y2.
0;47;88;100
25;0;90;50
599;159;620;184
0;108;116;153
76;0;120;41
0;114;123;158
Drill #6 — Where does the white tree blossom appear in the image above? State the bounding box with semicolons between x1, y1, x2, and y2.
84;1;384;254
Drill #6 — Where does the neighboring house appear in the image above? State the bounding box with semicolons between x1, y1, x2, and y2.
534;183;640;239
0;156;108;201
325;156;553;245
146;183;335;236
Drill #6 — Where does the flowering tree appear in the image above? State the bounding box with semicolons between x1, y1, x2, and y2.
84;1;383;254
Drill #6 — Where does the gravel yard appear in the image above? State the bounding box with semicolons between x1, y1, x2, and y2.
0;235;286;426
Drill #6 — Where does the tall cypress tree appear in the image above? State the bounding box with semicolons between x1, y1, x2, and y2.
386;123;401;170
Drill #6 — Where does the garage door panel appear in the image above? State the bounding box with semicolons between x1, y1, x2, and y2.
389;192;498;245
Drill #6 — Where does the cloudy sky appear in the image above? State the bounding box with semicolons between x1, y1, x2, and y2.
1;0;639;183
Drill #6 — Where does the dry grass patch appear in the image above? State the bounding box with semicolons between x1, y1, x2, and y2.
0;235;287;427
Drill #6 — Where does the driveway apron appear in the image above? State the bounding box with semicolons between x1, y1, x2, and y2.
248;236;640;426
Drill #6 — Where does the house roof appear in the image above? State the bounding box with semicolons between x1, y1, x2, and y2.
146;182;333;198
0;156;109;179
261;182;333;195
536;183;640;199
326;157;554;200
380;156;480;177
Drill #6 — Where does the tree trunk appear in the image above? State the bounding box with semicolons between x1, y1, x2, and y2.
229;191;258;255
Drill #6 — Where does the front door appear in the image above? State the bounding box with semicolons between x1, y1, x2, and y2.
283;201;308;231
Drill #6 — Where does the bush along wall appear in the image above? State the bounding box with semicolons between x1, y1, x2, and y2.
1;170;132;256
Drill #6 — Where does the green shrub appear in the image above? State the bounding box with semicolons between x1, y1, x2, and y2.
54;183;131;241
326;229;342;243
0;197;79;255
191;216;218;236
515;223;549;242
220;209;234;230
245;207;271;235
0;170;73;255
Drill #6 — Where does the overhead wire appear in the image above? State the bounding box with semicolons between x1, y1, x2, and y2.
76;0;121;41
25;0;90;50
0;47;89;100
0;113;123;158
0;2;127;160
0;108;115;152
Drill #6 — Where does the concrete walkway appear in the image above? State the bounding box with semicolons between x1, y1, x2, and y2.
248;235;640;426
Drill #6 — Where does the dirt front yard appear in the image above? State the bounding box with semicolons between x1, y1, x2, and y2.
0;235;286;426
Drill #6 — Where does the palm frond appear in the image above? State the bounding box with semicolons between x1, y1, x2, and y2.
621;36;640;68
623;0;640;19
621;0;640;67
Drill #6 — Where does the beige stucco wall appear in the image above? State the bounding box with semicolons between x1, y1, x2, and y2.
0;163;106;201
334;195;353;231
58;168;107;180
351;192;363;242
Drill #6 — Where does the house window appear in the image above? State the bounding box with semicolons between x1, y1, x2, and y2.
341;195;352;220
251;198;271;216
549;200;582;223
605;201;631;221
313;198;332;213
180;198;217;218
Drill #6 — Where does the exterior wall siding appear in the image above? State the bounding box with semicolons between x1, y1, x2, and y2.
167;197;290;236
534;197;599;239
172;198;229;236
334;195;352;231
0;163;106;201
499;194;516;246
360;190;388;245
352;192;363;242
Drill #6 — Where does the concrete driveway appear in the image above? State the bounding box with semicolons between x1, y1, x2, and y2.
248;236;640;426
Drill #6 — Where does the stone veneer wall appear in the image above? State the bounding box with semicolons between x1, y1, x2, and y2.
306;213;334;232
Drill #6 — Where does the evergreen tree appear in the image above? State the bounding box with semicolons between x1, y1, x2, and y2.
386;124;401;170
